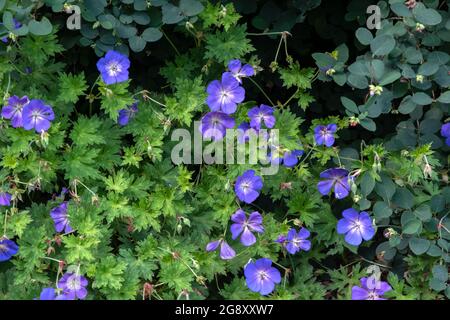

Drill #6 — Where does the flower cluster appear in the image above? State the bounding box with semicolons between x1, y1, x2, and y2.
201;59;252;141
1;96;55;133
202;59;310;296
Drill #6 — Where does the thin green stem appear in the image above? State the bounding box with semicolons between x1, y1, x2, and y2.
162;29;180;56
248;77;275;106
247;32;285;36
273;35;284;64
282;88;299;107
3;210;8;237
3;73;11;101
271;259;289;272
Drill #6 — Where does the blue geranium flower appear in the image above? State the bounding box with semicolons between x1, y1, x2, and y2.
244;258;281;296
0;238;19;262
96;50;130;85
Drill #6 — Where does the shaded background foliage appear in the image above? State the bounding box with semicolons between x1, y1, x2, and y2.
0;0;449;300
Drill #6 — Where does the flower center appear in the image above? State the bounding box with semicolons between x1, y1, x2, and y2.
292;237;302;247
241;181;251;192
67;276;81;290
211;117;220;125
352;220;363;231
367;291;379;300
13;103;25;112
321;128;329;136
258;270;268;281
31;110;42;119
219;90;230;103
107;61;122;76
0;244;6;252
257;112;265;121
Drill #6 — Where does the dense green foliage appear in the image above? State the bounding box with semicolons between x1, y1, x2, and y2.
0;0;449;300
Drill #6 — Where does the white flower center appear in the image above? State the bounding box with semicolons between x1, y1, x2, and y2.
258;270;268;281
292;237;302;247
241;181;251;192
367;291;379;300
31;110;42;120
107;61;122;77
67;276;81;290
352;220;363;231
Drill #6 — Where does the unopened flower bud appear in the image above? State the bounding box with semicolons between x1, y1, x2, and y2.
349;116;359;127
369;84;383;96
416;74;424;83
423;163;432;178
383;228;397;239
63;3;73;13
91;195;99;206
326;68;336;76
415;23;425;32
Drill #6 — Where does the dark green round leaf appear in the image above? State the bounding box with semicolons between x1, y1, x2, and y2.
438;91;450;103
413;4;442;26
98;14;117;30
162;3;184;24
129;35;146;52
404;47;423;64
115;24;137;39
179;0;204;17
399;96;417;114
359;118;376;132
379;70;400;86
412;92;433;105
414;204;432;221
2;11;15;30
393;188;414;209
28;17;53;36
403;219;422;235
373;201;393;221
347;74;368;89
360;172;375;196
432;265;449;282
390;3;413;17
340;97;359;114
418;62;439;76
355;27;373;46
370;35;395;56
134;0;148;11
133;12;151;25
142;27;162;42
409;237;430;254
